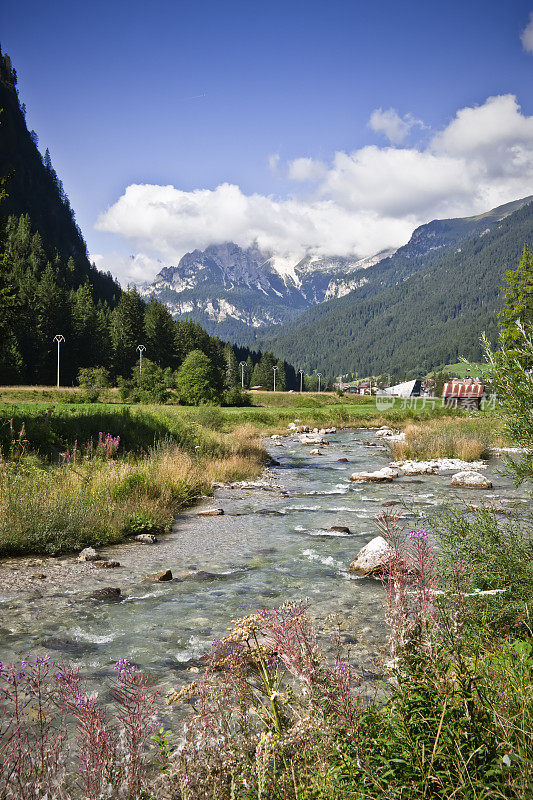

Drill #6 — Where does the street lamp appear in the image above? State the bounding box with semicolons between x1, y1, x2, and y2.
137;344;146;377
53;335;65;388
272;365;278;392
299;369;304;393
317;372;322;392
239;361;246;388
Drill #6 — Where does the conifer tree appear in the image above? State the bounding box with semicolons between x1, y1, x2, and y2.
144;298;176;367
498;243;533;348
224;343;240;388
110;286;145;377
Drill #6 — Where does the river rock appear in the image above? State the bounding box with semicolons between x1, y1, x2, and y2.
349;536;392;575
451;471;493;488
31;573;47;579
197;508;225;516
91;587;121;601
391;458;487;473
135;534;158;544
375;427;395;438
330;525;351;534
336;457;348;462
350;467;398;482
271;434;282;439
147;569;173;582
300;434;328;445
94;560;121;569
77;547;99;562
309;449;322;455
175;570;220;582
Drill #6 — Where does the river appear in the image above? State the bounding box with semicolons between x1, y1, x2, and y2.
0;428;528;698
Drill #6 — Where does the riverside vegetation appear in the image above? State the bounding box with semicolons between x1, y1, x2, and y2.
0;394;501;558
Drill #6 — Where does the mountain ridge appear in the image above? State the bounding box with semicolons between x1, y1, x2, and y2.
141;195;533;346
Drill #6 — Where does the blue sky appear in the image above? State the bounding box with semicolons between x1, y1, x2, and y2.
2;0;533;282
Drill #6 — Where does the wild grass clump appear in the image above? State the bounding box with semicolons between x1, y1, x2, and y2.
390;416;504;461
0;442;207;556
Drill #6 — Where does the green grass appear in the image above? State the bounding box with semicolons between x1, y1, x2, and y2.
429;361;490;378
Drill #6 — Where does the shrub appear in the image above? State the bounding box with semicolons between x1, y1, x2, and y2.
176;350;223;405
222;386;252;407
77;366;111;389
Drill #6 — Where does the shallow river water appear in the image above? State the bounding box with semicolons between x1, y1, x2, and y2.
0;429;528;696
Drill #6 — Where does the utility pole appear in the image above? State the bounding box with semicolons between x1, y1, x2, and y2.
317;372;322;392
272;365;278;392
299;369;304;393
137;344;146;378
53;335;65;388
239;361;246;388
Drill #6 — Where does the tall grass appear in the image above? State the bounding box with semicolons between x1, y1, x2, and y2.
390;416;506;461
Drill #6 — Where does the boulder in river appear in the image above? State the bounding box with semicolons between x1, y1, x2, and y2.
91;587;121;601
147;569;173;582
375;427;395;438
309;449;322;455
330;525;351;534
349;536;392;575
451;471;493;489
350;467;398;482
135;534;158;544
94;560;121;569
77;547;99;562
197;508;225;516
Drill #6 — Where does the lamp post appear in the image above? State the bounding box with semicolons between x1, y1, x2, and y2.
239;361;246;388
53;335;65;388
137;344;146;378
317;372;322;392
299;369;304;393
272;365;278;392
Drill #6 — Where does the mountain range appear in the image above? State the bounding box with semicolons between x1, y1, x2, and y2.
141;195;533;376
140;242;394;340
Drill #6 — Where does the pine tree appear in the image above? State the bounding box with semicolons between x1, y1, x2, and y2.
110;287;145;377
144;298;176;367
275;359;286;390
498;243;533;348
224;344;240;388
245;355;254;388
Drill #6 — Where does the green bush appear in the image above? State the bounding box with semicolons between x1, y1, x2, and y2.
176;350;223;405
222;387;252;407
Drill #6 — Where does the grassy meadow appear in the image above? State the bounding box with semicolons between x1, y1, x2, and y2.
0;388;509;558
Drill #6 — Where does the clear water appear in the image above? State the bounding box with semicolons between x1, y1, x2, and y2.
0;429;528;696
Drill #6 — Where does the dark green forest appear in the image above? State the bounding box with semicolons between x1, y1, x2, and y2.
261;201;533;378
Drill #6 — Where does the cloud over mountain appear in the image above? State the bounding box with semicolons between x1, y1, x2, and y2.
97;94;533;283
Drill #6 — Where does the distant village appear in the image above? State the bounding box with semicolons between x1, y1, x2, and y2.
332;375;486;409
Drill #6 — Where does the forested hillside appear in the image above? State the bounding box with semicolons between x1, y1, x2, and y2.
261;200;533;378
0;48;297;389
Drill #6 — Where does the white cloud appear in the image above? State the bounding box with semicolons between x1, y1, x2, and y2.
96;94;533;283
288;157;327;181
368;107;425;144
521;12;533;52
